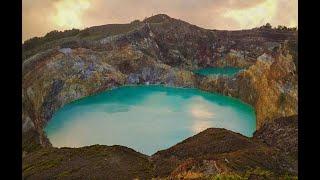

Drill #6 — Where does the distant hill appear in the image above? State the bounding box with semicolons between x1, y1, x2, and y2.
22;14;297;66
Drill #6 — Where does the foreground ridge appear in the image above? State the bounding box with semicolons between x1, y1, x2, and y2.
23;116;297;179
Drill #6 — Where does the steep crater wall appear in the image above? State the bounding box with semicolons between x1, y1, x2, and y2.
197;45;297;128
22;14;297;148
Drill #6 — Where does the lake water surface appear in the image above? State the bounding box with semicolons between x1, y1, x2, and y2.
195;67;243;76
45;85;256;155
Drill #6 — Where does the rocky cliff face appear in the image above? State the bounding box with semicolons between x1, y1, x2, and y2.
253;115;298;158
198;43;298;128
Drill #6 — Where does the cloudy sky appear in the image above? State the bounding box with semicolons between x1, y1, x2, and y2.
22;0;298;42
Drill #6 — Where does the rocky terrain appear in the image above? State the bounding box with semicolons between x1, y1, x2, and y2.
23;145;153;179
253;115;298;158
22;14;298;179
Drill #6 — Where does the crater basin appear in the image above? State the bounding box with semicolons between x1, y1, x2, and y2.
45;85;256;155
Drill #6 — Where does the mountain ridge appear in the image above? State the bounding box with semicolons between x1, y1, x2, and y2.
22;14;297;62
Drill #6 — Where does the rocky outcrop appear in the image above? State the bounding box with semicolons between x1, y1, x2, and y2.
253;115;298;158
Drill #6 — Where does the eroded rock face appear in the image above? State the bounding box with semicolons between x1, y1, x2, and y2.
253;115;298;157
198;43;297;128
23;48;126;132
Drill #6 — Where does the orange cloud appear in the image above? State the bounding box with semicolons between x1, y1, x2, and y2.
22;0;298;42
50;0;91;28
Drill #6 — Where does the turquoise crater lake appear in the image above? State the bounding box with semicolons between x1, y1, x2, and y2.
45;85;256;155
195;67;243;76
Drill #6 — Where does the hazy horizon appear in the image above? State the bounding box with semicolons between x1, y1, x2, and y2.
23;0;298;42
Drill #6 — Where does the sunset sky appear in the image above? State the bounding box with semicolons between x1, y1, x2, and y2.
22;0;298;42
